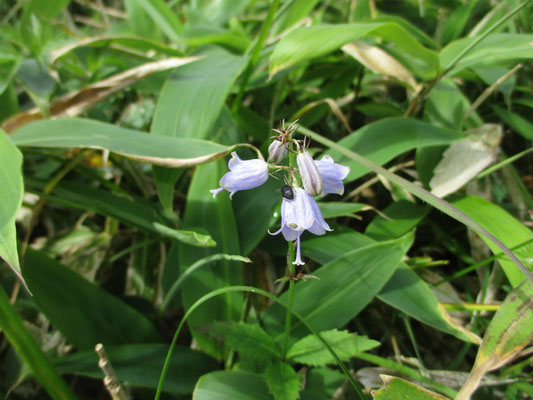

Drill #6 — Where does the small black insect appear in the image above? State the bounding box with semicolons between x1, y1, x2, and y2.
281;185;294;200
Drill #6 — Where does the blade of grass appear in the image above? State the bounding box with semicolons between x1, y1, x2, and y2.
298;124;533;284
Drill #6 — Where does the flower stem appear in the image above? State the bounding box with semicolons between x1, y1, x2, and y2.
282;243;296;358
282;136;297;358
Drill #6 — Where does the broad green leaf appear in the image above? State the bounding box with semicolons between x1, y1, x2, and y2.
493;106;533;141
424;79;482;130
0;285;76;400
190;0;250;26
272;0;321;35
124;0;162;40
302;226;375;265
372;376;451;400
23;249;160;350
11;118;233;168
265;362;300;400
25;0;70;19
304;230;479;343
55;344;218;394
440;34;533;76
25;179;215;247
365;200;428;241
287;329;380;366
127;0;183;41
263;235;413;341
234;177;280;256
456;279;533;400
453;196;533;287
325;118;462;182
270;23;439;79
379;263;481;344
194;371;272;400
210;321;281;361
317;202;369;219
0;130;23;282
300;368;345;400
178;160;243;358
151;47;247;208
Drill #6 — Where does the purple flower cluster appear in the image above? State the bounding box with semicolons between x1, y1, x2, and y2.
211;124;349;266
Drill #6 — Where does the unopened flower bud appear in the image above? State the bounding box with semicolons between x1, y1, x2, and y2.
268;139;288;163
297;150;323;196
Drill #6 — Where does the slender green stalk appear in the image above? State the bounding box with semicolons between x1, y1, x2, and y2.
154;285;367;400
298;125;533;284
282;243;296;357
282;137;298;357
160;253;250;312
232;0;281;112
0;285;77;400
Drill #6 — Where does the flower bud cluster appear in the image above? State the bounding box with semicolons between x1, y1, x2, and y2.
210;121;350;266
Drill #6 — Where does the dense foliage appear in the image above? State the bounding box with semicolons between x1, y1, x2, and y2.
1;0;533;399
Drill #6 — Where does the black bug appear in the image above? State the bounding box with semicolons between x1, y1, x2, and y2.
281;185;294;200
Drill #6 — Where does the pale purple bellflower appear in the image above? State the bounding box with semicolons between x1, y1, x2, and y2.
210;152;268;199
315;155;350;196
270;187;331;265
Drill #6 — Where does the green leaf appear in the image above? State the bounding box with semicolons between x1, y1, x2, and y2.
234;177;280;256
440;33;533;76
56;344;218;394
126;0;183;41
456;279;533;400
372;376;451;400
287;329;380;366
325;118;462;182
11;118;233;168
301;226;375;265
317;202;369;219
151;47;247;208
0;285;77;400
23;248;160;350
379;263;481;343
0;130;23;283
265;362;301;400
303;231;479;343
194;371;272;400
272;0;321;35
365;200;428;241
453;196;533;287
300;368;345;400
270;23;439;79
263;235;413;340
25;178;215;247
210;321;281;361
25;0;70;19
492;106;533;141
178;160;243;358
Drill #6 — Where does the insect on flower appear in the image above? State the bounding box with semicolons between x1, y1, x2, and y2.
281;184;294;200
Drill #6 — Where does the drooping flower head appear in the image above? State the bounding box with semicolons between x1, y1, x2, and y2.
268;139;288;163
210;152;268;199
270;187;331;265
297;149;323;197
315;155;350;196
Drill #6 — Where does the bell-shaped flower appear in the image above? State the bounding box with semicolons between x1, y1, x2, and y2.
297;150;323;197
210;152;269;199
268;139;288;163
314;155;350;196
270;187;331;265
